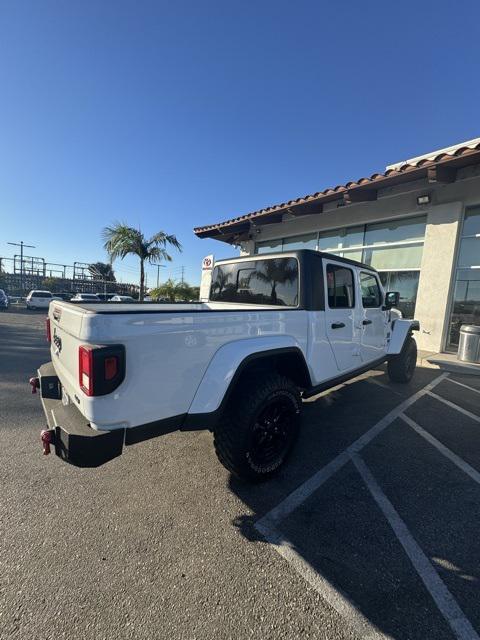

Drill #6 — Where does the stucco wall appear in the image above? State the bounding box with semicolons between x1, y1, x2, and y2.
414;203;462;352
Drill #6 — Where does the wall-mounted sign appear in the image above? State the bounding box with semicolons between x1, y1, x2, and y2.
200;255;214;301
202;255;213;270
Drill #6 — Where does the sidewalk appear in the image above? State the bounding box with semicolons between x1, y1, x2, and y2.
418;350;480;376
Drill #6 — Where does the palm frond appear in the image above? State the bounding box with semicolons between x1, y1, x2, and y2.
148;231;182;252
102;222;144;260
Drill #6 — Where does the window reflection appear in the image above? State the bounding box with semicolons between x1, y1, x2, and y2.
379;271;419;319
210;258;299;306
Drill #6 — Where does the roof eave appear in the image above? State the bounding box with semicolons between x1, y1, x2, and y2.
194;145;480;241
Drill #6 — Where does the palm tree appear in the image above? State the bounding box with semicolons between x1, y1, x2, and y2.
102;223;182;301
211;267;232;296
253;258;297;304
88;262;116;282
150;279;196;302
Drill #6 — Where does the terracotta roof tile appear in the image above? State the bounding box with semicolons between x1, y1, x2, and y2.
194;142;480;238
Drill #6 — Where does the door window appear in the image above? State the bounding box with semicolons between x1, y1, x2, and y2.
378;271;419;319
326;265;355;308
360;273;382;308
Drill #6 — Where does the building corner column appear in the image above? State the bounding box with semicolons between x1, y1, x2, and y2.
414;202;463;353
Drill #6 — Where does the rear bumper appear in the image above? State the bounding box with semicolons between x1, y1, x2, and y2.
35;362;209;468
37;362;124;467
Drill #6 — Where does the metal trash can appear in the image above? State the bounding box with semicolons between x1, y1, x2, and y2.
458;325;480;363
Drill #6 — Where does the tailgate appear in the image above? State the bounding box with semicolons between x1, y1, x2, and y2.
48;302;87;406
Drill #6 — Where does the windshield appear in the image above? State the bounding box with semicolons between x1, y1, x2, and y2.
210;257;299;306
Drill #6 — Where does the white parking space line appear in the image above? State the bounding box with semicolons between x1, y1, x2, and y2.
255;521;390;640
445;377;480;396
352;454;480;640
427;391;480;424
253;374;449;640
400;413;480;485
256;373;448;530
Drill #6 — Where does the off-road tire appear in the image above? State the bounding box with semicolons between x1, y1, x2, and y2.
214;373;302;482
387;335;417;383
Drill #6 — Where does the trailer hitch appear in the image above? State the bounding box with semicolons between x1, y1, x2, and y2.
29;377;40;394
41;429;55;455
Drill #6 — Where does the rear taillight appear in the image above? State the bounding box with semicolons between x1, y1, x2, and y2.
79;346;94;395
79;344;125;396
46;318;51;343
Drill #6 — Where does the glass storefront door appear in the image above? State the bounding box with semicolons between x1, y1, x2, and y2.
446;206;480;351
447;207;480;350
448;270;480;348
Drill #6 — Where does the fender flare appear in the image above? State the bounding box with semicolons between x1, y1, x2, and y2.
387;319;420;355
187;336;310;418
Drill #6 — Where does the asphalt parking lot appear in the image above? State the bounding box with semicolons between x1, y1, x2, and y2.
1;308;479;640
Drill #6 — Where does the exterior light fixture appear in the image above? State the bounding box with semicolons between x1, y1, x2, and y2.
417;194;430;205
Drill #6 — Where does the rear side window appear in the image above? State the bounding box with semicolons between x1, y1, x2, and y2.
33;292;52;298
326;264;355;308
360;272;382;308
210;258;298;306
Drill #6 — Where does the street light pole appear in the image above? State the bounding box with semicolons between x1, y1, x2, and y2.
7;241;35;294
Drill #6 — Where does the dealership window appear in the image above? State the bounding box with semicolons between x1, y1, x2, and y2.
282;233;317;251
256;238;283;254
447;207;480;350
256;215;426;318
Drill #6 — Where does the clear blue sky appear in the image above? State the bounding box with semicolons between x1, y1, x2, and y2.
1;0;479;286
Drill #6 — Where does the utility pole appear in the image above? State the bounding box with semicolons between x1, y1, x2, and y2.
152;263;166;288
181;265;185;284
7;241;35;294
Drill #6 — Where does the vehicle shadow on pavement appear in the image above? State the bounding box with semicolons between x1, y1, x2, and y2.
228;366;480;640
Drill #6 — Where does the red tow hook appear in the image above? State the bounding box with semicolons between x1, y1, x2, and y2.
41;429;55;455
29;377;40;394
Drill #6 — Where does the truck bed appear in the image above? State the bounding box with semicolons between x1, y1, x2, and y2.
64;301;295;313
47;300;310;433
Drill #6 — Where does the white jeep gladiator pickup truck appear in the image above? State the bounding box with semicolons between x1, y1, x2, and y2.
32;250;419;481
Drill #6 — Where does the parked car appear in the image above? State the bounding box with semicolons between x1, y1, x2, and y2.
33;250;418;481
26;290;58;310
70;293;101;302
0;289;9;310
96;293;116;301
53;292;73;301
110;295;135;302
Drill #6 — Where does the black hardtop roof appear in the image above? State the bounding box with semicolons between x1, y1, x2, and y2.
215;248;375;272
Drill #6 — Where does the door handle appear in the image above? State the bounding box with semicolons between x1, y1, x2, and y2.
331;322;345;329
362;319;372;325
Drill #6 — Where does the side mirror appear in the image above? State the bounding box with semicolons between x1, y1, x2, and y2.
384;291;400;309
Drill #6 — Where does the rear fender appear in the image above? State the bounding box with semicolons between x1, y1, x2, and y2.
188;336;307;415
388;319;420;355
